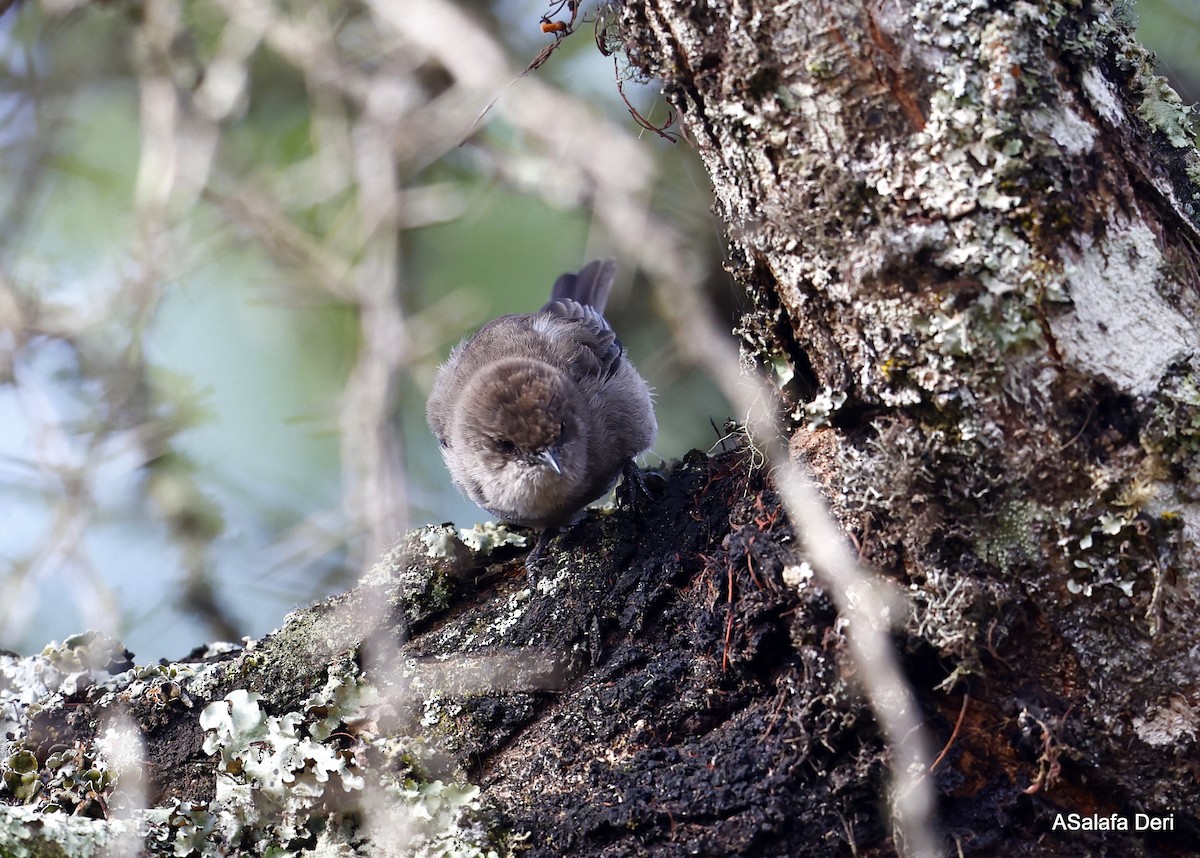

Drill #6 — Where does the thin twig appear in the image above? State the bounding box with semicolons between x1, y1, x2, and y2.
930;693;969;772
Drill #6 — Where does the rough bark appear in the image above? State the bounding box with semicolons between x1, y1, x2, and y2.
623;0;1200;851
3;1;1200;856
2;448;889;857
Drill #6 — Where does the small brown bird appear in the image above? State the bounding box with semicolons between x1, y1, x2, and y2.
426;260;656;530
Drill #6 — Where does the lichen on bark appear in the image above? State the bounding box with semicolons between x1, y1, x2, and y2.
623;0;1200;850
1;448;904;856
5;0;1200;854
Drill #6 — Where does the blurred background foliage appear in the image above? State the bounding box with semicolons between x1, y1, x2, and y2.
0;0;732;659
0;0;1195;660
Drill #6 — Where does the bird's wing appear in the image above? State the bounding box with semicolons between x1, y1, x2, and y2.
542;259;623;381
538;299;624;382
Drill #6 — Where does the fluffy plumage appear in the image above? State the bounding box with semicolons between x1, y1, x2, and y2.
426;260;656;528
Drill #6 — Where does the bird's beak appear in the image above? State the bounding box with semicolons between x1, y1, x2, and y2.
537;448;563;475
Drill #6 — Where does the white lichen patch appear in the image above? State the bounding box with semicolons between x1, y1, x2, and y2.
489;589;532;638
803;387;847;429
1027;104;1096;155
782;561;814;589
201;690;360;808
909;563;984;659
1136;73;1196;149
911;0;991;49
1169;504;1200;607
1064;574;1135;598
1132;695;1199;747
419;692;464;729
457;522;528;554
879;9;1026;219
1049;218;1195;396
304;654;380;742
1;630;518;857
194;689;505;857
787;81;848;155
534;562;572;597
0;806;144;858
1081;66;1124;126
0;633;135;747
422;524;464;558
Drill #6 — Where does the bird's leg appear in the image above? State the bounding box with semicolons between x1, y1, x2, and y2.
525;527;558;584
615;458;654;512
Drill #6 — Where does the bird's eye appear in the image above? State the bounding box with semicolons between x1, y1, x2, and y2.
493;438;518;456
438;437;449;449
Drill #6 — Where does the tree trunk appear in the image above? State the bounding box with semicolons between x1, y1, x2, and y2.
3;1;1200;856
623;0;1200;852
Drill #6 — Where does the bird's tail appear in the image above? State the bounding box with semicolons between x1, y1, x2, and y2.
549;259;617;314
